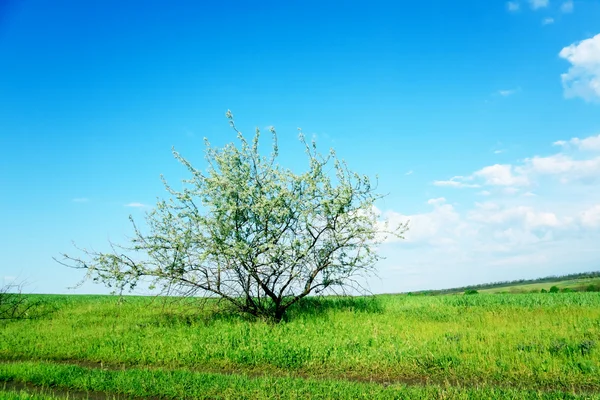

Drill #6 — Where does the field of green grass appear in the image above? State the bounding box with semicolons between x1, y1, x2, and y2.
1;292;600;399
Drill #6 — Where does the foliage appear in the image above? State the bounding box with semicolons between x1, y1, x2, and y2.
56;111;406;322
549;286;560;293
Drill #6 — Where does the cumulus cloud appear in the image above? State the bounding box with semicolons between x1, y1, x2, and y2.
468;203;562;229
559;33;600;102
435;133;600;189
379;199;466;246
553;133;600;151
524;154;600;183
370;129;600;292
473;164;529;186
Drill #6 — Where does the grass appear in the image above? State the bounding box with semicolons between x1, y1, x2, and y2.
0;391;60;400
0;361;596;399
1;292;600;398
1;380;120;400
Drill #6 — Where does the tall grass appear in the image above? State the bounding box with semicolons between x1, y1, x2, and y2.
1;361;596;399
1;293;599;395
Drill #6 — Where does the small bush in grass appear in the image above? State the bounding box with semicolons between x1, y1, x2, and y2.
464;289;479;295
579;340;596;356
549;286;560;293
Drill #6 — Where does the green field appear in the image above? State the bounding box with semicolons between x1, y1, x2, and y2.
1;292;600;399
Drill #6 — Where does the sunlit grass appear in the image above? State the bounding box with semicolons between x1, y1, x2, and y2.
1;361;596;399
1;292;599;397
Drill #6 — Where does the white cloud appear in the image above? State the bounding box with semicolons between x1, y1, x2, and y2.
503;187;520;195
473;164;529;186
542;17;554;25
405;170;414;175
468;203;562;229
435;133;600;190
433;176;480;188
379;200;465;246
529;0;549;9
507;1;520;11
427;197;446;206
125;202;149;208
560;0;573;13
525;154;600;183
372;130;600;293
559;33;600;102
553;133;600;151
580;204;600;228
72;198;89;203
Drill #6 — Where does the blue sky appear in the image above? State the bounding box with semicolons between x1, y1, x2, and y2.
1;0;599;294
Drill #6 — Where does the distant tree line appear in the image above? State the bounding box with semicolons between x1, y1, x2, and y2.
408;271;600;296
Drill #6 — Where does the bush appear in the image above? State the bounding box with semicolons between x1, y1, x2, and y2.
549;286;560;293
464;289;479;295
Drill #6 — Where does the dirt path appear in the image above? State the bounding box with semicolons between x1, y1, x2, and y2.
1;357;597;397
1;380;157;400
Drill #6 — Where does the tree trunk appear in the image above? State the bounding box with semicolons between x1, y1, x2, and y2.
273;305;286;323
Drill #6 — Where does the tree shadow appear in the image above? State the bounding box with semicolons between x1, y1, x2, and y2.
144;295;384;327
283;295;384;321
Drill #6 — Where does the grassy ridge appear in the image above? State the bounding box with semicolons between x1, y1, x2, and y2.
1;293;600;395
409;271;600;295
478;277;600;294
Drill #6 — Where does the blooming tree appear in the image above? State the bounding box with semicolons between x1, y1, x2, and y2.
58;111;407;322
